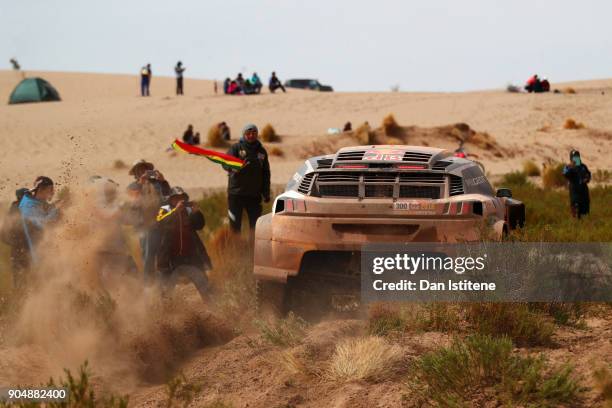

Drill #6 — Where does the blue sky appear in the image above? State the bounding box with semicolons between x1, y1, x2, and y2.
2;0;611;91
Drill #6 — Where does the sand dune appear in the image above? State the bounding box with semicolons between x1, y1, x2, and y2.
1;70;611;201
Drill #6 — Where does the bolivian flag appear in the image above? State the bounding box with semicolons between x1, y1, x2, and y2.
171;139;244;170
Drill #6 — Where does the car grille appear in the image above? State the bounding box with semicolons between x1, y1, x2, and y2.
318;184;359;197
432;160;452;171
336;151;365;161
449;175;464;196
298;173;315;194
316;158;333;169
402;151;432;162
399;186;441;199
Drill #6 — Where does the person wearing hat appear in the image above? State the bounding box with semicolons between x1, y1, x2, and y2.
18;176;60;267
563;150;591;219
128;159;171;284
156;187;211;300
223;124;271;233
1;188;30;288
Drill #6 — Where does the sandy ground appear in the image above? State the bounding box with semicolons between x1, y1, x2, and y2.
1;70;611;202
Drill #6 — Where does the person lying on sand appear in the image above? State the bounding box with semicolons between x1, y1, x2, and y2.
156;187;212;301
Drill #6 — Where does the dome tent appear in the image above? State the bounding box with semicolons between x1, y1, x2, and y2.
9;77;61;104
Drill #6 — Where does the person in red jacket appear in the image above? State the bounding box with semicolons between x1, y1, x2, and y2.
525;74;539;92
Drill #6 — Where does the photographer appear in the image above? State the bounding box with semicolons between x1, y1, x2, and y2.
128;159;171;284
156;187;211;301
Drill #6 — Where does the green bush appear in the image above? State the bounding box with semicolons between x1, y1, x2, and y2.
414;334;582;407
499;171;529;187
466;303;554;346
254;312;308;347
523;160;541;177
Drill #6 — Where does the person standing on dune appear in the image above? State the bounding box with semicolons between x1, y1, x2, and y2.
175;61;185;95
140;64;152;96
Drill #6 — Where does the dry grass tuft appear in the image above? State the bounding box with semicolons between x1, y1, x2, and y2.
523;160;541;177
261;123;280;142
113;159;127;169
327;336;403;382
564;87;577;94
593;169;612;184
382;114;401;136
354;122;376;145
593;367;612;407
207;125;227;147
542;162;566;189
269;146;284;157
563;118;585;130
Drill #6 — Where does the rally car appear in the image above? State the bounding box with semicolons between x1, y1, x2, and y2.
254;145;525;317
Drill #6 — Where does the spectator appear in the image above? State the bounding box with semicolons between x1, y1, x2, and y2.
193;132;201;145
183;124;195;144
219;122;231;141
269;71;286;93
18;176;60;266
156;187;211;301
223;124;271;232
223;78;231;94
140;64;152;96
228;80;239;95
563;150;591;219
343;122;352;132
175;61;186;95
128;159;171;283
251;73;263;94
236;73;245;93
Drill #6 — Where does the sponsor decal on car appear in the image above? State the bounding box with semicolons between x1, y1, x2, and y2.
363;148;404;161
393;201;437;214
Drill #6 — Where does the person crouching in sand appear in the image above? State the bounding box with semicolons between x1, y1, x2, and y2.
156;187;211;301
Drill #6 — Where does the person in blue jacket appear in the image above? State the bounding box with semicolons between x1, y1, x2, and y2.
18;176;59;266
563;150;591;219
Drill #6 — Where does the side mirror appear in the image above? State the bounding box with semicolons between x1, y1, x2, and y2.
496;188;512;198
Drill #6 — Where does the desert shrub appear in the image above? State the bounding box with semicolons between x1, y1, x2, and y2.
542;162;566;188
385;136;403;145
368;303;405;336
416;303;461;332
523;160;541;177
593;169;612;183
564;87;577;94
382;114;401;136
327;336;403;382
207;125;226;147
165;372;202;408
255;312;308;347
506;84;521;93
466;303;554;346
594;367;612;407
541;303;587;326
268;146;283;157
37;361;129;407
354;122;376;145
563;118;584;130
413;334;582;407
499;171;529;187
113;159;127;169
260;123;280;142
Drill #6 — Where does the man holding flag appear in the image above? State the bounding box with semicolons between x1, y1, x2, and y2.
223;124;271;233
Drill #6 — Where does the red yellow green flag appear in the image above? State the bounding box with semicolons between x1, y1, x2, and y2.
171;139;244;170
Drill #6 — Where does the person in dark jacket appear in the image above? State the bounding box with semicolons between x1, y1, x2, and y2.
128;159;171;283
175;61;185;95
563;150;591;219
269;72;286;93
1;188;30;288
223;124;271;232
156;187;211;300
140;64;152;96
183;124;195;144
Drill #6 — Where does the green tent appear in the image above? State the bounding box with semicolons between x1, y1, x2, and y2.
8;77;61;104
